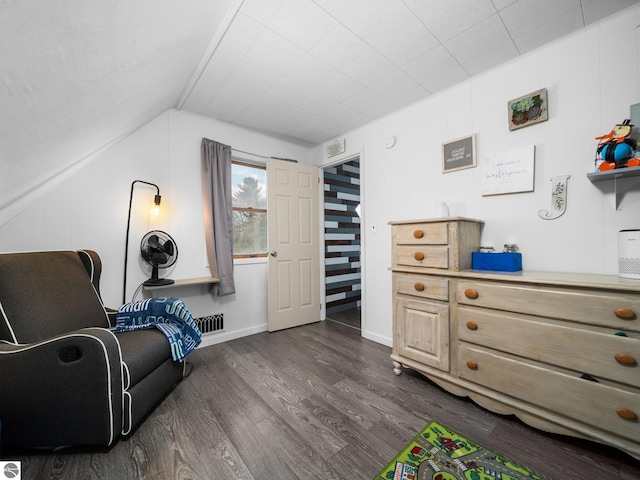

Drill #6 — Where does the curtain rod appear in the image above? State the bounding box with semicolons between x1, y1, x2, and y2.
232;148;269;159
232;148;298;163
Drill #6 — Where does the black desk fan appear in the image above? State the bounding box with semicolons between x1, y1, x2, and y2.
140;230;177;286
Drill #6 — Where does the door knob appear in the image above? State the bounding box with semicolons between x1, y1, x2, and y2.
269;251;278;257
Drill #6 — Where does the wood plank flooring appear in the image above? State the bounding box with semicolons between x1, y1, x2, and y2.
6;320;640;479
326;308;361;330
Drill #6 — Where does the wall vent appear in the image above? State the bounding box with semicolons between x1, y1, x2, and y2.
195;313;224;334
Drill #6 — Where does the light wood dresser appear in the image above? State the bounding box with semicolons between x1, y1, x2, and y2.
390;217;640;460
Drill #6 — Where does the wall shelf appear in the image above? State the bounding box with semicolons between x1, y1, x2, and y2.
586;167;640;210
143;276;219;291
586;167;640;183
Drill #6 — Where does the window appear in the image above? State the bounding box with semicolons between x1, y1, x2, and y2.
232;160;267;258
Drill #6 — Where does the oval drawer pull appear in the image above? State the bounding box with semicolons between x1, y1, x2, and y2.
466;321;478;330
615;353;637;366
413;251;425;261
614;308;636;320
464;288;479;299
615;407;638;421
414;282;425;292
466;360;478;370
413;230;424;239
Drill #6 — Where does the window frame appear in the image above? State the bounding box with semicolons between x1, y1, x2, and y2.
232;159;268;259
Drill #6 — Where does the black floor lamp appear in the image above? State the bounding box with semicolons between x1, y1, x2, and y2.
123;180;161;304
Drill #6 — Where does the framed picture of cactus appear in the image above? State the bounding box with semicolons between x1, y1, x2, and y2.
508;88;548;131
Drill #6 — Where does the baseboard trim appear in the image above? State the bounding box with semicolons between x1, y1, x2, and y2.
197;323;268;349
361;329;392;347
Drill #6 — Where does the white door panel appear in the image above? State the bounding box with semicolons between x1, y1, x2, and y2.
267;158;320;332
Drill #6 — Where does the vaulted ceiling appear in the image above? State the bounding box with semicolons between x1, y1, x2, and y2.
2;0;638;221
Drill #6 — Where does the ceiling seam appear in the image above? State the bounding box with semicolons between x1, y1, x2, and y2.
176;0;245;111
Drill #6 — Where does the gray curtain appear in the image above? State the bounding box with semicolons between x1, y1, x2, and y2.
201;138;235;296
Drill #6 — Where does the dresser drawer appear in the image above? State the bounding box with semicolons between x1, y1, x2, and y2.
457;280;640;332
393;222;448;245
393;245;448;269
458;344;640;443
394;273;449;301
458;306;640;387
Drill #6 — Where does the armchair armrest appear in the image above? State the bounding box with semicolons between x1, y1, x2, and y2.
0;328;124;448
105;307;118;327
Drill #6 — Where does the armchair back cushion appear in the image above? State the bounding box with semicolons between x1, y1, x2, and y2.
0;250;110;343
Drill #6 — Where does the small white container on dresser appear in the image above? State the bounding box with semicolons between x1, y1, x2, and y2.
390;217;640;461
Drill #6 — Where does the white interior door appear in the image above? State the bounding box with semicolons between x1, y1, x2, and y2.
267;158;320;332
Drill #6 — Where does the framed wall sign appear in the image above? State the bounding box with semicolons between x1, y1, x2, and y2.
442;134;476;173
481;144;535;196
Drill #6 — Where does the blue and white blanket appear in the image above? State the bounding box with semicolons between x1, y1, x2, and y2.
112;297;202;362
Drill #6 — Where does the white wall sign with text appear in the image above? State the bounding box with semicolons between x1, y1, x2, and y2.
481;145;535;196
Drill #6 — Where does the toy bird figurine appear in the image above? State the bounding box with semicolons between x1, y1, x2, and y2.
595;119;637;171
595;119;633;144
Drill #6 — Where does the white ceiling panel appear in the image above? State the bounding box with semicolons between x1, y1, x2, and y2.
422;65;471;95
500;0;585;53
229;58;281;93
310;23;372;70
409;0;498;43
183;48;244;114
491;0;518;10
338;0;416;47
342;88;398;118
297;92;337;115
461;40;520;77
217;12;265;56
376;18;440;67
444;14;513;64
267;77;313;106
239;0;287;25
311;0;366;25
369;70;429;107
341;49;397;88
403;46;466;89
268;0;337;50
246;29;306;73
582;0;640;24
317;72;366;103
179;0;637;146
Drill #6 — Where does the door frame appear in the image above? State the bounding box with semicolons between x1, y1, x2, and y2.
319;149;366;334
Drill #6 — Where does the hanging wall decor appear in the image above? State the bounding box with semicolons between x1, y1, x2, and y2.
508;88;548;131
481;145;535;196
442;134;476;173
538;175;570;220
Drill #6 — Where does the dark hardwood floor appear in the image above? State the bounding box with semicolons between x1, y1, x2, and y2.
6;321;640;479
326;307;361;330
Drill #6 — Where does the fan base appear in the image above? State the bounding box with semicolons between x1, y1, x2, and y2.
143;278;175;287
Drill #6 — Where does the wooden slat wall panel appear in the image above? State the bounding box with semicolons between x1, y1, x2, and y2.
324;160;361;315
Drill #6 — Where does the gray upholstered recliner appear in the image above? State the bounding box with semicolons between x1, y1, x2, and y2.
0;250;184;449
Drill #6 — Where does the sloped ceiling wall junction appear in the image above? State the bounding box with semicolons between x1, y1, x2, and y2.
1;0;638;227
0;0;236;226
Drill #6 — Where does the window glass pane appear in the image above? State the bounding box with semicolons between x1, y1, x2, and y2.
233;210;267;255
232;163;266;209
232;161;267;256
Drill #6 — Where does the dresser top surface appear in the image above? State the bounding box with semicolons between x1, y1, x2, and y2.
388;217;484;225
391;266;640;292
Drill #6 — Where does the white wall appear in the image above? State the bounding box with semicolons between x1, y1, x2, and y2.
312;8;640;347
2;8;639;351
0;109;311;347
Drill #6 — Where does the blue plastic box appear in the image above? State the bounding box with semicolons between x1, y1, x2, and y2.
472;252;522;272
